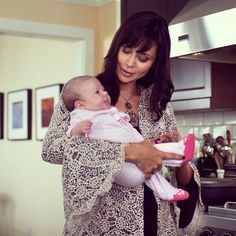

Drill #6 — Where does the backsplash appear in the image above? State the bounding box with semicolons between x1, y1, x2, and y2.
175;110;236;142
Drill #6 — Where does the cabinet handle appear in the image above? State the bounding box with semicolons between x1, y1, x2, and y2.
178;34;189;41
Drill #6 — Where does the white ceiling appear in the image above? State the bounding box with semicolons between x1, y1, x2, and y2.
60;0;115;7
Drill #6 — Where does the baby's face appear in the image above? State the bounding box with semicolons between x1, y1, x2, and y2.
79;78;111;111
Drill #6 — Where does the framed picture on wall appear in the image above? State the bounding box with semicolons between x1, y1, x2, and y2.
35;84;63;140
7;89;32;140
0;93;4;139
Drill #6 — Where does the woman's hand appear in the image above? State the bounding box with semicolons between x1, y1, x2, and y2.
154;130;194;187
124;139;182;179
154;130;182;143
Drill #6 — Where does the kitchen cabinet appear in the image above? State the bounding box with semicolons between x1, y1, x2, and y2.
170;58;236;111
121;0;190;24
211;62;236;109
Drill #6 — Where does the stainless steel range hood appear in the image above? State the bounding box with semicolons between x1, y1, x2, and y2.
169;0;236;63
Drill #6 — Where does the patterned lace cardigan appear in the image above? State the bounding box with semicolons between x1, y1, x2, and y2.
42;86;205;236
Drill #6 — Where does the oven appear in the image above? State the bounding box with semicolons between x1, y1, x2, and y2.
198;202;236;236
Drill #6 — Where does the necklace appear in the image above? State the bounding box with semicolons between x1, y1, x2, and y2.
120;87;140;127
120;93;134;110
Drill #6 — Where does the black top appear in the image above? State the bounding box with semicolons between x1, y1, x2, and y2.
135;126;158;236
144;183;158;236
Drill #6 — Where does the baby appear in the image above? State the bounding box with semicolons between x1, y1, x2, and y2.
62;75;195;201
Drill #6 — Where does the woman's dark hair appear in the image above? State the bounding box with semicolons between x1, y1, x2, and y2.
97;11;174;120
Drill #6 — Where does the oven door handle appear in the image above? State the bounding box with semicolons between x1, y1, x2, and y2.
224;201;236;209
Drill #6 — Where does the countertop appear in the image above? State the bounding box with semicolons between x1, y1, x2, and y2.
201;177;236;187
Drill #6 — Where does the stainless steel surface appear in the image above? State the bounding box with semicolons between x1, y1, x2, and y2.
200;203;236;234
169;0;236;63
224;201;236;209
208;203;236;218
202;214;236;231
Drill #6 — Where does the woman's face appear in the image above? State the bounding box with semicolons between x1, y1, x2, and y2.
116;43;157;84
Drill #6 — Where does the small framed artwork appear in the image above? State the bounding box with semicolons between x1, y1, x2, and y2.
35;84;63;140
7;89;32;140
0;93;4;139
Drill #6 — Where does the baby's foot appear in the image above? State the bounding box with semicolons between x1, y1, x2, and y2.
145;172;189;201
160;133;195;167
171;189;189;202
183;133;195;163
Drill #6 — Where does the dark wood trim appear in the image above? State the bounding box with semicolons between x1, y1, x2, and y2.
121;0;191;24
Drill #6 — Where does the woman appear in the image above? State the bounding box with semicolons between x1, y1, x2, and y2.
42;11;204;235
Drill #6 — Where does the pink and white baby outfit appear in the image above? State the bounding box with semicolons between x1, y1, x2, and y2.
67;107;195;201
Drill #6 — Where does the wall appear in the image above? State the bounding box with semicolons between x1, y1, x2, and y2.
96;1;121;71
0;1;120;236
0;34;84;236
0;0;120;74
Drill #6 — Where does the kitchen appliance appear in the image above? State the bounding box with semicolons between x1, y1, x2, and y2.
198;202;236;235
169;0;236;64
200;178;236;207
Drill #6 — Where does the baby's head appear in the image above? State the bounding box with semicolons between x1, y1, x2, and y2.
62;75;111;112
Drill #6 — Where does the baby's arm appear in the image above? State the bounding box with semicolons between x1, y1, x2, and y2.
67;119;92;137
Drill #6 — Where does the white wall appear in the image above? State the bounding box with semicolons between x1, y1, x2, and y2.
0;34;88;236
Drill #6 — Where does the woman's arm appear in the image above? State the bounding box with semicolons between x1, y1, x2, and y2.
42;98;129;216
62;136;126;216
125;139;182;179
176;163;193;187
42;97;71;164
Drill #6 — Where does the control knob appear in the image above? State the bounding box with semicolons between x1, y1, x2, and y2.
199;228;216;236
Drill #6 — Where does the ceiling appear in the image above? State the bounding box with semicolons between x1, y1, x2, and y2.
60;0;114;7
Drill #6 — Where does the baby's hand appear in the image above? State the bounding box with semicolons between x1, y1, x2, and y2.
71;119;92;136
